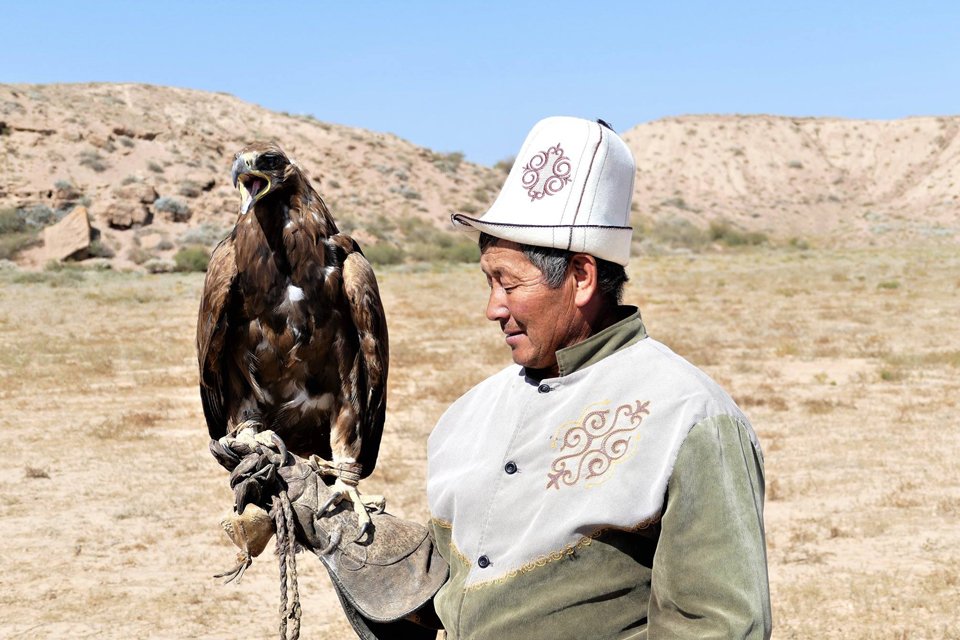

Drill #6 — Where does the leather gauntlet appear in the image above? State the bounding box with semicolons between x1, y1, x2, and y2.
212;432;447;639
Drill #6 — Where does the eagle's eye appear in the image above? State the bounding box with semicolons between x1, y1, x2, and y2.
259;154;284;171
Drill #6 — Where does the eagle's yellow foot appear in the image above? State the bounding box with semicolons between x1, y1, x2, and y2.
327;478;385;542
311;456;384;542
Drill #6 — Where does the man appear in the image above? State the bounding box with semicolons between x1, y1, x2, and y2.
426;116;771;639
214;116;771;640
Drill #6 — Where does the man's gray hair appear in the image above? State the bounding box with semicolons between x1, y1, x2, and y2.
479;232;628;306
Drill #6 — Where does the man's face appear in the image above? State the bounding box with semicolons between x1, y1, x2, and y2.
479;240;581;375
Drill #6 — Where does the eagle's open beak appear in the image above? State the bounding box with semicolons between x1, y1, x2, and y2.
231;155;272;215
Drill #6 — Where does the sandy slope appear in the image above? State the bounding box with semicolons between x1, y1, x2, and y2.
1;84;958;274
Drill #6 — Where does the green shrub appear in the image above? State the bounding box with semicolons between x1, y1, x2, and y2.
179;223;227;247
0;208;44;259
154;197;190;221
363;243;405;266
472;187;493;203
2;205;63;231
493;157;514;174
0;208;24;234
641;218;711;250
173;246;210;272
12;269;84;287
78;150;109;172
144;259;175;274
0;232;40;260
708;220;767;247
366;215;396;241
389;185;421;200
54;179;78;194
432;151;465;174
437;239;480;263
178;180;203;198
127;247;157;265
85;240;115;259
661;197;691;210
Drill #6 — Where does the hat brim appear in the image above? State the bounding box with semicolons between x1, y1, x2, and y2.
451;213;633;266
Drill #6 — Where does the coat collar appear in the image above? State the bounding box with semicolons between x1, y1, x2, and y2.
553;306;647;378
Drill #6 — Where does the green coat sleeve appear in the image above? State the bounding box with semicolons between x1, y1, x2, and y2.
647;415;772;639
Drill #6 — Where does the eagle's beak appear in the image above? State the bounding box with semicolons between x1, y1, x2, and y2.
231;155;271;215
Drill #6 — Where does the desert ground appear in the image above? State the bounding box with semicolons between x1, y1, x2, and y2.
1;245;958;639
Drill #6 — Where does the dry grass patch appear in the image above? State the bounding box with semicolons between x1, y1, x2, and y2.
0;246;958;638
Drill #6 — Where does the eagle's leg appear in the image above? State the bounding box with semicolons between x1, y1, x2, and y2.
311;457;385;541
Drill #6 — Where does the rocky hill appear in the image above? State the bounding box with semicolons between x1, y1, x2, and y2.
624;115;960;246
0;83;956;270
0;83;503;269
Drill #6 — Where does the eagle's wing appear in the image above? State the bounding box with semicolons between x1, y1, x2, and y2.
338;235;389;478
197;235;238;440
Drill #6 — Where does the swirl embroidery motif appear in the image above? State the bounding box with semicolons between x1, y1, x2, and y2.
521;143;572;201
546;400;651;490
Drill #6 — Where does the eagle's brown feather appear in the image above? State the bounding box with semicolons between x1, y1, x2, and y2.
197;143;388;480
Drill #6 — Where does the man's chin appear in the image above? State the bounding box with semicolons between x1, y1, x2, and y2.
510;350;551;372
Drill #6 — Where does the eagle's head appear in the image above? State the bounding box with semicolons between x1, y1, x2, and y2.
231;143;299;216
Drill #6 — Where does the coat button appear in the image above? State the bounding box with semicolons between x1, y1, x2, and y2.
477;555;490;568
537;383;551;393
504;461;518;474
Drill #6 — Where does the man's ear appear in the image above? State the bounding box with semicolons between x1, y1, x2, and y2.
569;254;599;308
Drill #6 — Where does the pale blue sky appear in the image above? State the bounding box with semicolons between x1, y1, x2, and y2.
4;1;959;164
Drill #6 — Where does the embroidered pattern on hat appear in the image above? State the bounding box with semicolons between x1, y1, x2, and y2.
546;400;650;490
521;144;572;201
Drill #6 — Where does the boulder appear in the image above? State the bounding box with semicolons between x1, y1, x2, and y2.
43;206;91;261
113;182;159;204
104;201;151;229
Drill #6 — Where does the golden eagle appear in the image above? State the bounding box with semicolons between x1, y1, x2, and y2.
198;142;388;533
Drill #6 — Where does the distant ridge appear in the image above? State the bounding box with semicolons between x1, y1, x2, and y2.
624;114;960;244
0;84;955;269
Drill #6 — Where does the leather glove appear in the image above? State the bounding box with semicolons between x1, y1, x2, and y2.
211;431;447;638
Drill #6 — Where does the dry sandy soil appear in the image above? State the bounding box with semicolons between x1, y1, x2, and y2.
1;245;958;639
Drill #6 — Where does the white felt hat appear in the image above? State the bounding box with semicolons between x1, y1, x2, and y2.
452;116;636;265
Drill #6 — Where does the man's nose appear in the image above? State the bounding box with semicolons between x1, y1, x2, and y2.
486;287;508;322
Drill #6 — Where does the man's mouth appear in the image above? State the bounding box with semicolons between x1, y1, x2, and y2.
504;329;524;347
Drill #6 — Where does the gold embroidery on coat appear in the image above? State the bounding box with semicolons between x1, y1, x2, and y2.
430;518;471;568
546;399;651;490
458;518;660;592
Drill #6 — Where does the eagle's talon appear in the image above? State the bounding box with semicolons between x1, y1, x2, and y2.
326;479;384;541
353;521;371;544
317;490;343;516
269;432;289;464
315;525;342;555
213;439;241;461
